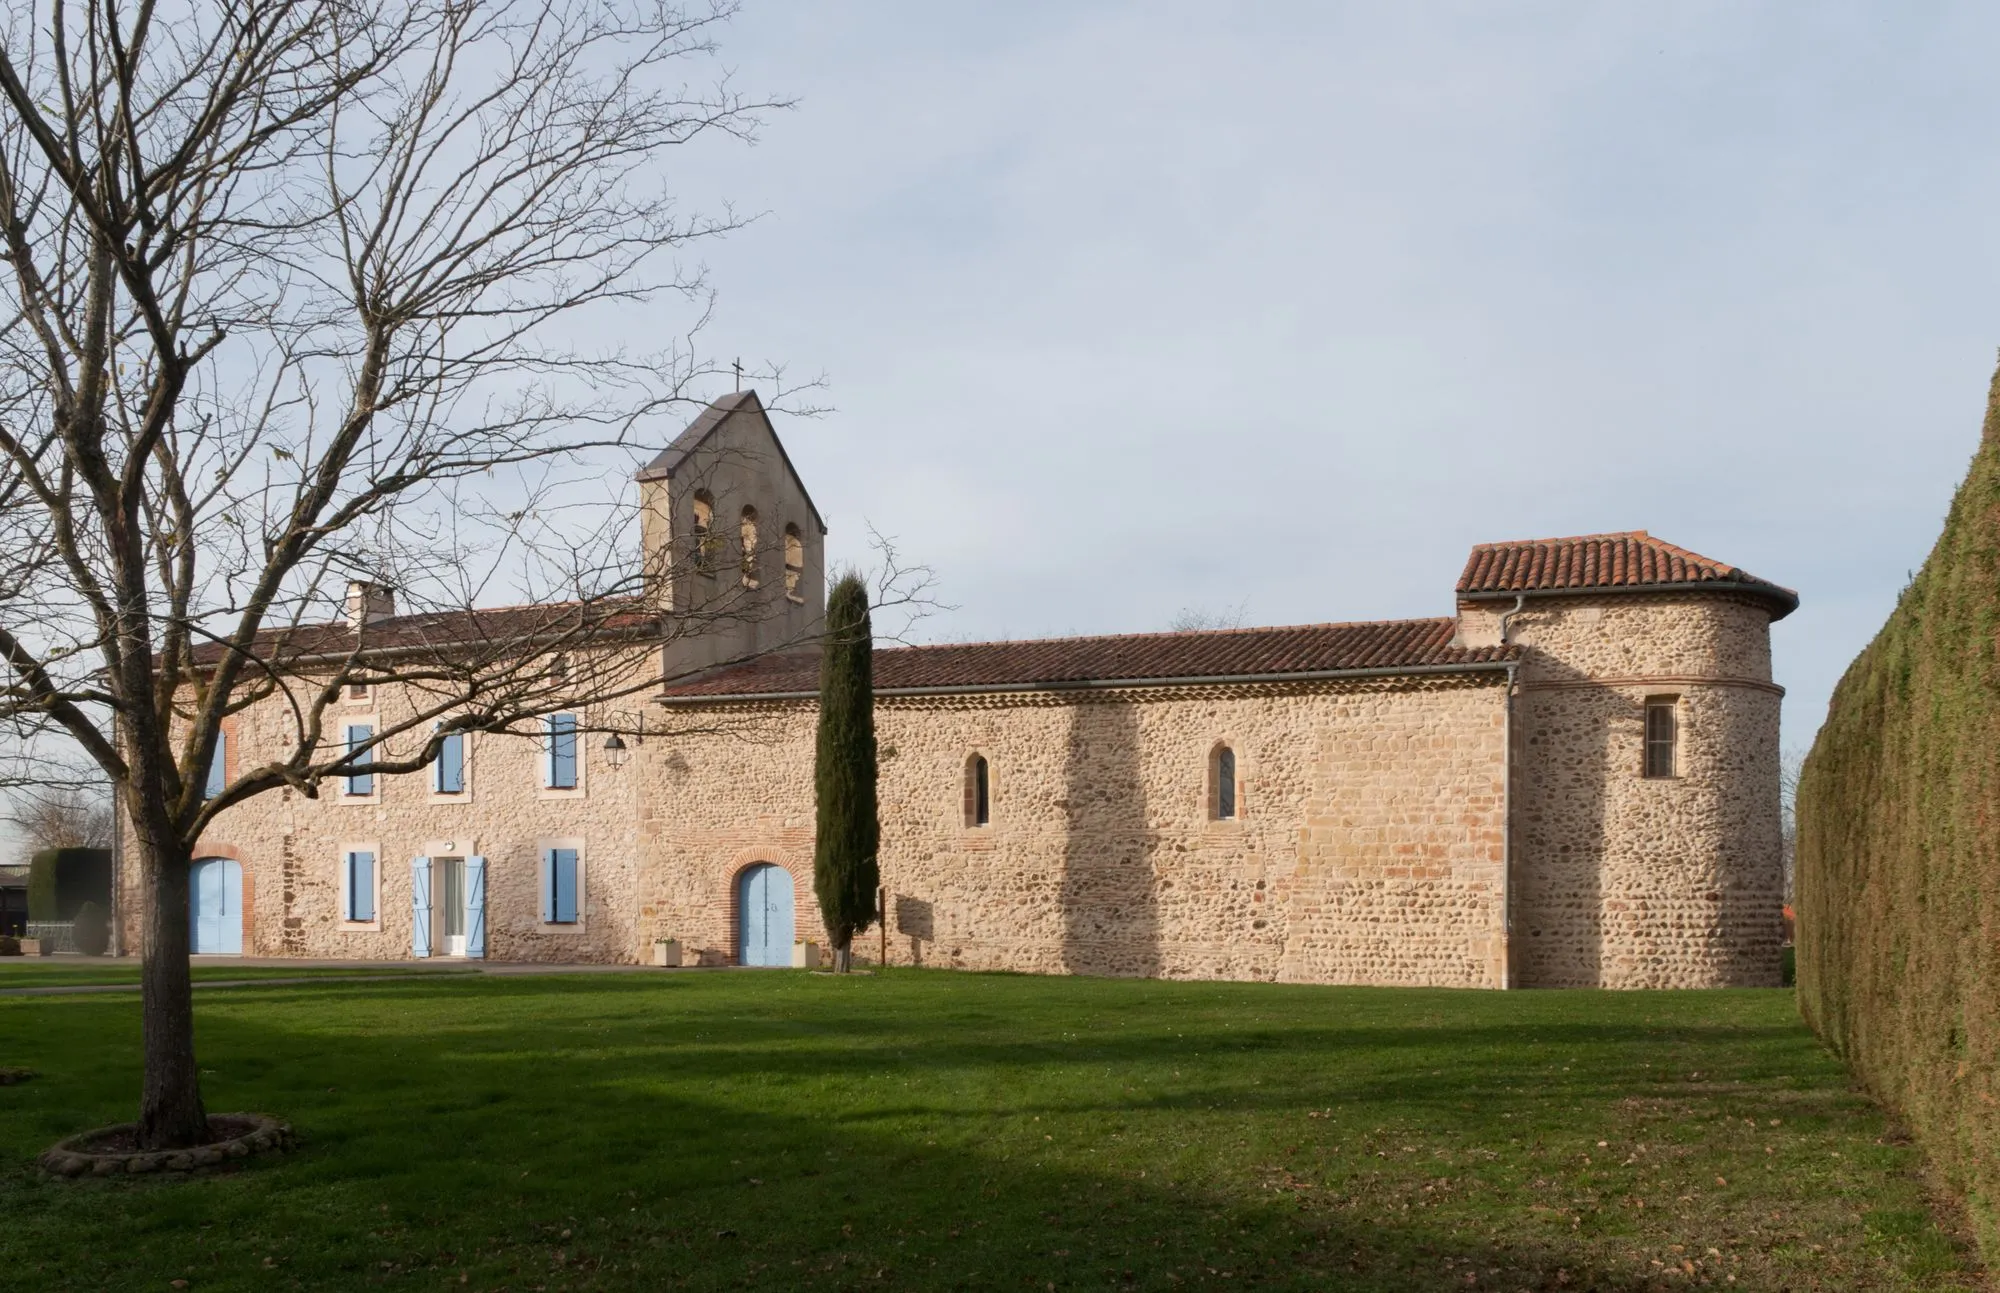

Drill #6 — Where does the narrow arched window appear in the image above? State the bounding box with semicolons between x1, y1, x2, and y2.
1212;744;1237;820
964;753;990;827
783;524;805;601
739;506;760;587
690;491;715;573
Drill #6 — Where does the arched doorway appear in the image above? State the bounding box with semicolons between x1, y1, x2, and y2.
737;863;794;966
189;857;243;955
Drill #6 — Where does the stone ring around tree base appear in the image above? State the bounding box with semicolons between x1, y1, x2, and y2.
38;1114;295;1178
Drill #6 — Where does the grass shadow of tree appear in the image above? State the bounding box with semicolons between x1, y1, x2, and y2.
0;974;1972;1291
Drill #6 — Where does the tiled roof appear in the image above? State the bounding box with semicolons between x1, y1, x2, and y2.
1456;531;1797;618
190;598;658;668
660;618;1516;699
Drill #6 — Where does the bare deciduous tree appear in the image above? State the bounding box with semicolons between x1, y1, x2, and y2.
1167;602;1248;633
0;0;799;1148
8;783;113;854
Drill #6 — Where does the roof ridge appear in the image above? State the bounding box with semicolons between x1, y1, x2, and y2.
1467;529;1650;551
878;616;1454;655
1455;530;1795;619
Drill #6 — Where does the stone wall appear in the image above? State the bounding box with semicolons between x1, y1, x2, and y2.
125;590;1782;991
644;673;1513;987
122;649;658;964
1463;593;1784;988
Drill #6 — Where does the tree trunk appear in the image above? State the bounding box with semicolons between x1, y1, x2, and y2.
832;940;851;974
136;831;207;1148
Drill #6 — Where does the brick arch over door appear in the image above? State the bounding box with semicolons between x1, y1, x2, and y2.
726;848;812;965
188;841;253;954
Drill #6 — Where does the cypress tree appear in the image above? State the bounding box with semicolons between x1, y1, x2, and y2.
813;572;879;972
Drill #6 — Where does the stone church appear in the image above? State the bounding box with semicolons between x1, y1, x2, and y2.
140;391;1796;988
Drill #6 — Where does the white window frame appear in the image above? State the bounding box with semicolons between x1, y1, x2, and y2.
339;841;382;931
429;725;473;804
538;836;587;932
539;712;586;798
340;716;380;803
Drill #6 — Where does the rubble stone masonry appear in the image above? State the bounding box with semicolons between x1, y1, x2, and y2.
1460;593;1784;987
128;585;1782;989
127;590;1783;988
642;674;1511;987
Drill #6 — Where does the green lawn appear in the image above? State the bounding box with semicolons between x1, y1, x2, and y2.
0;971;1980;1291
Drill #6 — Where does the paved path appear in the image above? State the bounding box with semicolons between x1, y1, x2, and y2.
0;958;705;998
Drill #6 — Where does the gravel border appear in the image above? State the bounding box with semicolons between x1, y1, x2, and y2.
38;1113;294;1177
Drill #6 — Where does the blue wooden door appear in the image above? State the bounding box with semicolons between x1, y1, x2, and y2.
738;863;794;966
189;858;242;955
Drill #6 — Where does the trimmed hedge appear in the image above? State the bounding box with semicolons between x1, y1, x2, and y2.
1796;358;2000;1265
26;848;111;921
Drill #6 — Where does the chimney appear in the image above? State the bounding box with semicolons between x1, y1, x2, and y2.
345;581;396;631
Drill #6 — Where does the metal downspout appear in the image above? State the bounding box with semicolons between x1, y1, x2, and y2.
1501;659;1517;989
1492;595;1526;989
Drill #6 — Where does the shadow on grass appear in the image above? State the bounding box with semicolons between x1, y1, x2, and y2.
0;972;1964;1291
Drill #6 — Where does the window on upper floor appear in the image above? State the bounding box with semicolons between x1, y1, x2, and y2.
203;731;227;801
346;681;370;702
964;753;990;827
434;728;466;795
740;506;760;588
1643;697;1678;779
783;524;804;602
1211;744;1238;820
343;722;374;797
545;712;579;790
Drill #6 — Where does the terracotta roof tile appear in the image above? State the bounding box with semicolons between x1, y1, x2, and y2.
660;617;1515;699
190;598;658;668
1455;531;1796;618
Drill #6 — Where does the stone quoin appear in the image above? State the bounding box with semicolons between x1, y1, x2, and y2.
126;392;1796;988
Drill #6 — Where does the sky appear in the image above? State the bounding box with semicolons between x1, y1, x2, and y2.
647;0;2000;752
5;1;1989;856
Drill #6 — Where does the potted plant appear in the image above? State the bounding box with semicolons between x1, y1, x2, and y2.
651;937;682;968
791;939;820;969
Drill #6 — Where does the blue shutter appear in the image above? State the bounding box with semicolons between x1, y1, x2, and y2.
547;714;577;789
554;848;579;923
435;731;465;794
347;851;376;922
410;856;432;957
465;856;486;958
347;724;374;796
204;731;227;800
540;848;555;922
